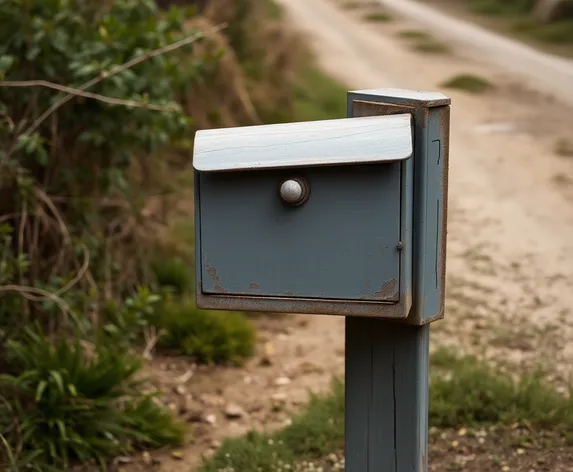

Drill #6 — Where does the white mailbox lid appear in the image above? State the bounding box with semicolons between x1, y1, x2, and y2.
193;114;412;172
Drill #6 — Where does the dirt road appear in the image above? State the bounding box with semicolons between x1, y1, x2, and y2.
121;2;573;469
276;0;573;369
377;0;573;107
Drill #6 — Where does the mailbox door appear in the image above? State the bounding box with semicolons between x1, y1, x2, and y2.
198;163;402;302
193;114;413;307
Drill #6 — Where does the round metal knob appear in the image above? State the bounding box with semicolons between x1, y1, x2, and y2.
279;178;309;206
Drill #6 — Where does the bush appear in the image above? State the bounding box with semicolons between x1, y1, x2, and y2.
156;298;256;365
152;255;195;294
0;0;314;468
0;328;184;470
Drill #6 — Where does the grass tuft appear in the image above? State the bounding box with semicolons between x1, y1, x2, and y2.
197;348;573;471
152;256;194;294
155;298;256;365
363;11;393;22
412;40;451;54
441;73;495;93
397;29;451;54
398;29;433;40
0;328;184;470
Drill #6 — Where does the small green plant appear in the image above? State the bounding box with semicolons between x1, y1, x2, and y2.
398;29;433;40
0;328;184;469
397;29;450;54
430;349;573;428
156;298;256;365
441;74;494;94
152;255;194;294
363;11;393;22
198;349;573;471
102;286;162;349
198;380;344;472
412;40;451;54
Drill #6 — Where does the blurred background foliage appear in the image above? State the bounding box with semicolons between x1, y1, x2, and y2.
0;0;347;469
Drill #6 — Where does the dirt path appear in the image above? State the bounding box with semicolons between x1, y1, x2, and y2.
119;1;573;470
376;0;573;106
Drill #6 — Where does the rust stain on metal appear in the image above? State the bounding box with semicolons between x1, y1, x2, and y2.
206;266;220;282
352;100;414;118
196;291;410;319
372;278;398;300
249;283;260;290
437;105;450;324
213;284;227;294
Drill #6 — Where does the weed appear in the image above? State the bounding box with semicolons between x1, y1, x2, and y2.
155;298;256;365
152;256;194;294
0;328;184;469
441;74;495;93
363;11;393;22
412;39;451;54
198;380;344;472
398;29;433;40
430;349;573;429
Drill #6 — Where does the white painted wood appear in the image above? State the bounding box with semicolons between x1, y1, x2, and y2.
193;114;412;172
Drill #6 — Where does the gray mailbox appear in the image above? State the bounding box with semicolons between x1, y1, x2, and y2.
193;88;451;472
193;88;450;325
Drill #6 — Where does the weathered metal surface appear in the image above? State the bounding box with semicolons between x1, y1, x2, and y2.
197;163;403;303
193;87;450;323
193;114;412;172
195;290;409;318
345;317;430;472
348;89;451;325
349;88;450;108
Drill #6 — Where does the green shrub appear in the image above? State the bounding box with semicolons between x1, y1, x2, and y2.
0;0;201;330
430;350;573;428
152;256;194;294
0;328;184;469
101;286;162;350
156;299;256;365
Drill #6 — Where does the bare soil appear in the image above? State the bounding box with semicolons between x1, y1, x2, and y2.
114;0;573;470
309;429;573;471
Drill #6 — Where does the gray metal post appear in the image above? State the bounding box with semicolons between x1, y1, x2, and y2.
345;317;430;471
344;90;449;471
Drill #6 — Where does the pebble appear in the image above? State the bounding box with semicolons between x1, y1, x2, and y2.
174;385;187;396
142;451;152;465
204;413;217;425
271;392;288;402
171;451;184;460
275;376;291;386
224;403;246;419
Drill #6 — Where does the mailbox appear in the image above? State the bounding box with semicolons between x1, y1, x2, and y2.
193;89;450;325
